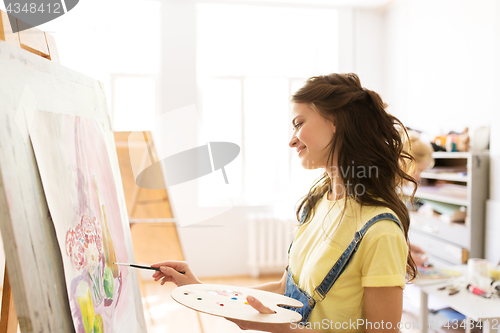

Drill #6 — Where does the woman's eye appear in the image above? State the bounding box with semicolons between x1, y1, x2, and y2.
293;122;303;130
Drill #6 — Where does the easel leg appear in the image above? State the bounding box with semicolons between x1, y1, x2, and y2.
196;312;204;333
128;149;149;217
0;266;18;333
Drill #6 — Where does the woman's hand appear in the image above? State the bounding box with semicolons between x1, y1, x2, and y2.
150;260;201;287
225;295;293;333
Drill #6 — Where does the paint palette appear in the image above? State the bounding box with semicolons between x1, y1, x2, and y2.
172;284;303;323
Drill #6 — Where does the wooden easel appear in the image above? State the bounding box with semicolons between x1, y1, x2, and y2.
0;12;55;333
0;10;60;333
113;132;204;332
0;11;203;333
114;131;183;271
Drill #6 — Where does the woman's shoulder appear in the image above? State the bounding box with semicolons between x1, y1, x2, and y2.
355;206;408;261
356;205;404;237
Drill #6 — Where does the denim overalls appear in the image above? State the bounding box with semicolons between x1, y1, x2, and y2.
282;210;403;324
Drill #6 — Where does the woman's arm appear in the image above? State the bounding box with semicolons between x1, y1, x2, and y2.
248;270;287;294
364;286;403;332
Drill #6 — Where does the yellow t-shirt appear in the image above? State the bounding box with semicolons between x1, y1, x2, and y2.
288;192;408;332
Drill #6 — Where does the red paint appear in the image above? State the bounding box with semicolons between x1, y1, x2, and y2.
467;284;487;297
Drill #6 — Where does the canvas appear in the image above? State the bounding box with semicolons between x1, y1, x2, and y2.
0;40;145;332
28;111;140;333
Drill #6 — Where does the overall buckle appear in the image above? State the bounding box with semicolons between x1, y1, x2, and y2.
308;298;316;307
310;289;324;306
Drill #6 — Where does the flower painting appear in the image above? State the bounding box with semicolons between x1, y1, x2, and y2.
28;111;144;332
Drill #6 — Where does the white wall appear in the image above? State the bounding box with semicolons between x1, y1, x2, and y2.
338;7;385;93
485;0;500;264
353;8;385;94
489;0;500;202
176;206;277;277
381;0;409;118
380;0;499;262
382;0;497;135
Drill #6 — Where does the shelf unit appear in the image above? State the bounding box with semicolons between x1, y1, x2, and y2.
408;151;489;264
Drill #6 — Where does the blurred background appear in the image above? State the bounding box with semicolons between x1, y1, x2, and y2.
1;0;497;278
1;0;500;332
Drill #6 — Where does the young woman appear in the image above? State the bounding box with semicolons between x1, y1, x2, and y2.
152;73;418;332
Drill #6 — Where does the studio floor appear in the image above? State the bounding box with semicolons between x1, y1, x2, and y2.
141;274;423;333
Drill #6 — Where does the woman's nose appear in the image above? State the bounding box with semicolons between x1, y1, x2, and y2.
289;136;298;148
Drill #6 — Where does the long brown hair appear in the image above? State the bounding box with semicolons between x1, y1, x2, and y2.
292;73;418;281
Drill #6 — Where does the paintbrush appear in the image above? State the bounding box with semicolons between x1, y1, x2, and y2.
114;263;185;274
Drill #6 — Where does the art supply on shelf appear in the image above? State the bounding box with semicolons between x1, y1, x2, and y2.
490;281;500;296
417;266;462;280
408;152;489;266
436;284;460;295
467;284;489;298
418;199;467;223
468;258;494;288
489;265;500;281
468;258;490;277
171;284;303;323
435;307;466;322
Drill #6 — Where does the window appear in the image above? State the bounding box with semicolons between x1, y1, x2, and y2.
197;3;339;206
110;75;157;131
37;0;161;131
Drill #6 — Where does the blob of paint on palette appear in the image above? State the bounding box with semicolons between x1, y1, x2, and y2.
187;289;246;305
206;289;242;297
183;289;255;307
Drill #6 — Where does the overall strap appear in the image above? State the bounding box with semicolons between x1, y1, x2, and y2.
313;212;403;301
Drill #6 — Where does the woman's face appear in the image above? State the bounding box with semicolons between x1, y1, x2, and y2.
289;103;336;169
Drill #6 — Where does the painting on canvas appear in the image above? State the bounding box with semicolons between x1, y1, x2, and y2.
28;111;141;333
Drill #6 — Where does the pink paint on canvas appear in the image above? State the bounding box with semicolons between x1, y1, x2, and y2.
28;112;139;333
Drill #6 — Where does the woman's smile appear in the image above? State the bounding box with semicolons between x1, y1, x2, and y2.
289;102;335;169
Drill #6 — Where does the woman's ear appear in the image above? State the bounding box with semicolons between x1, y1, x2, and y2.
328;115;336;133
